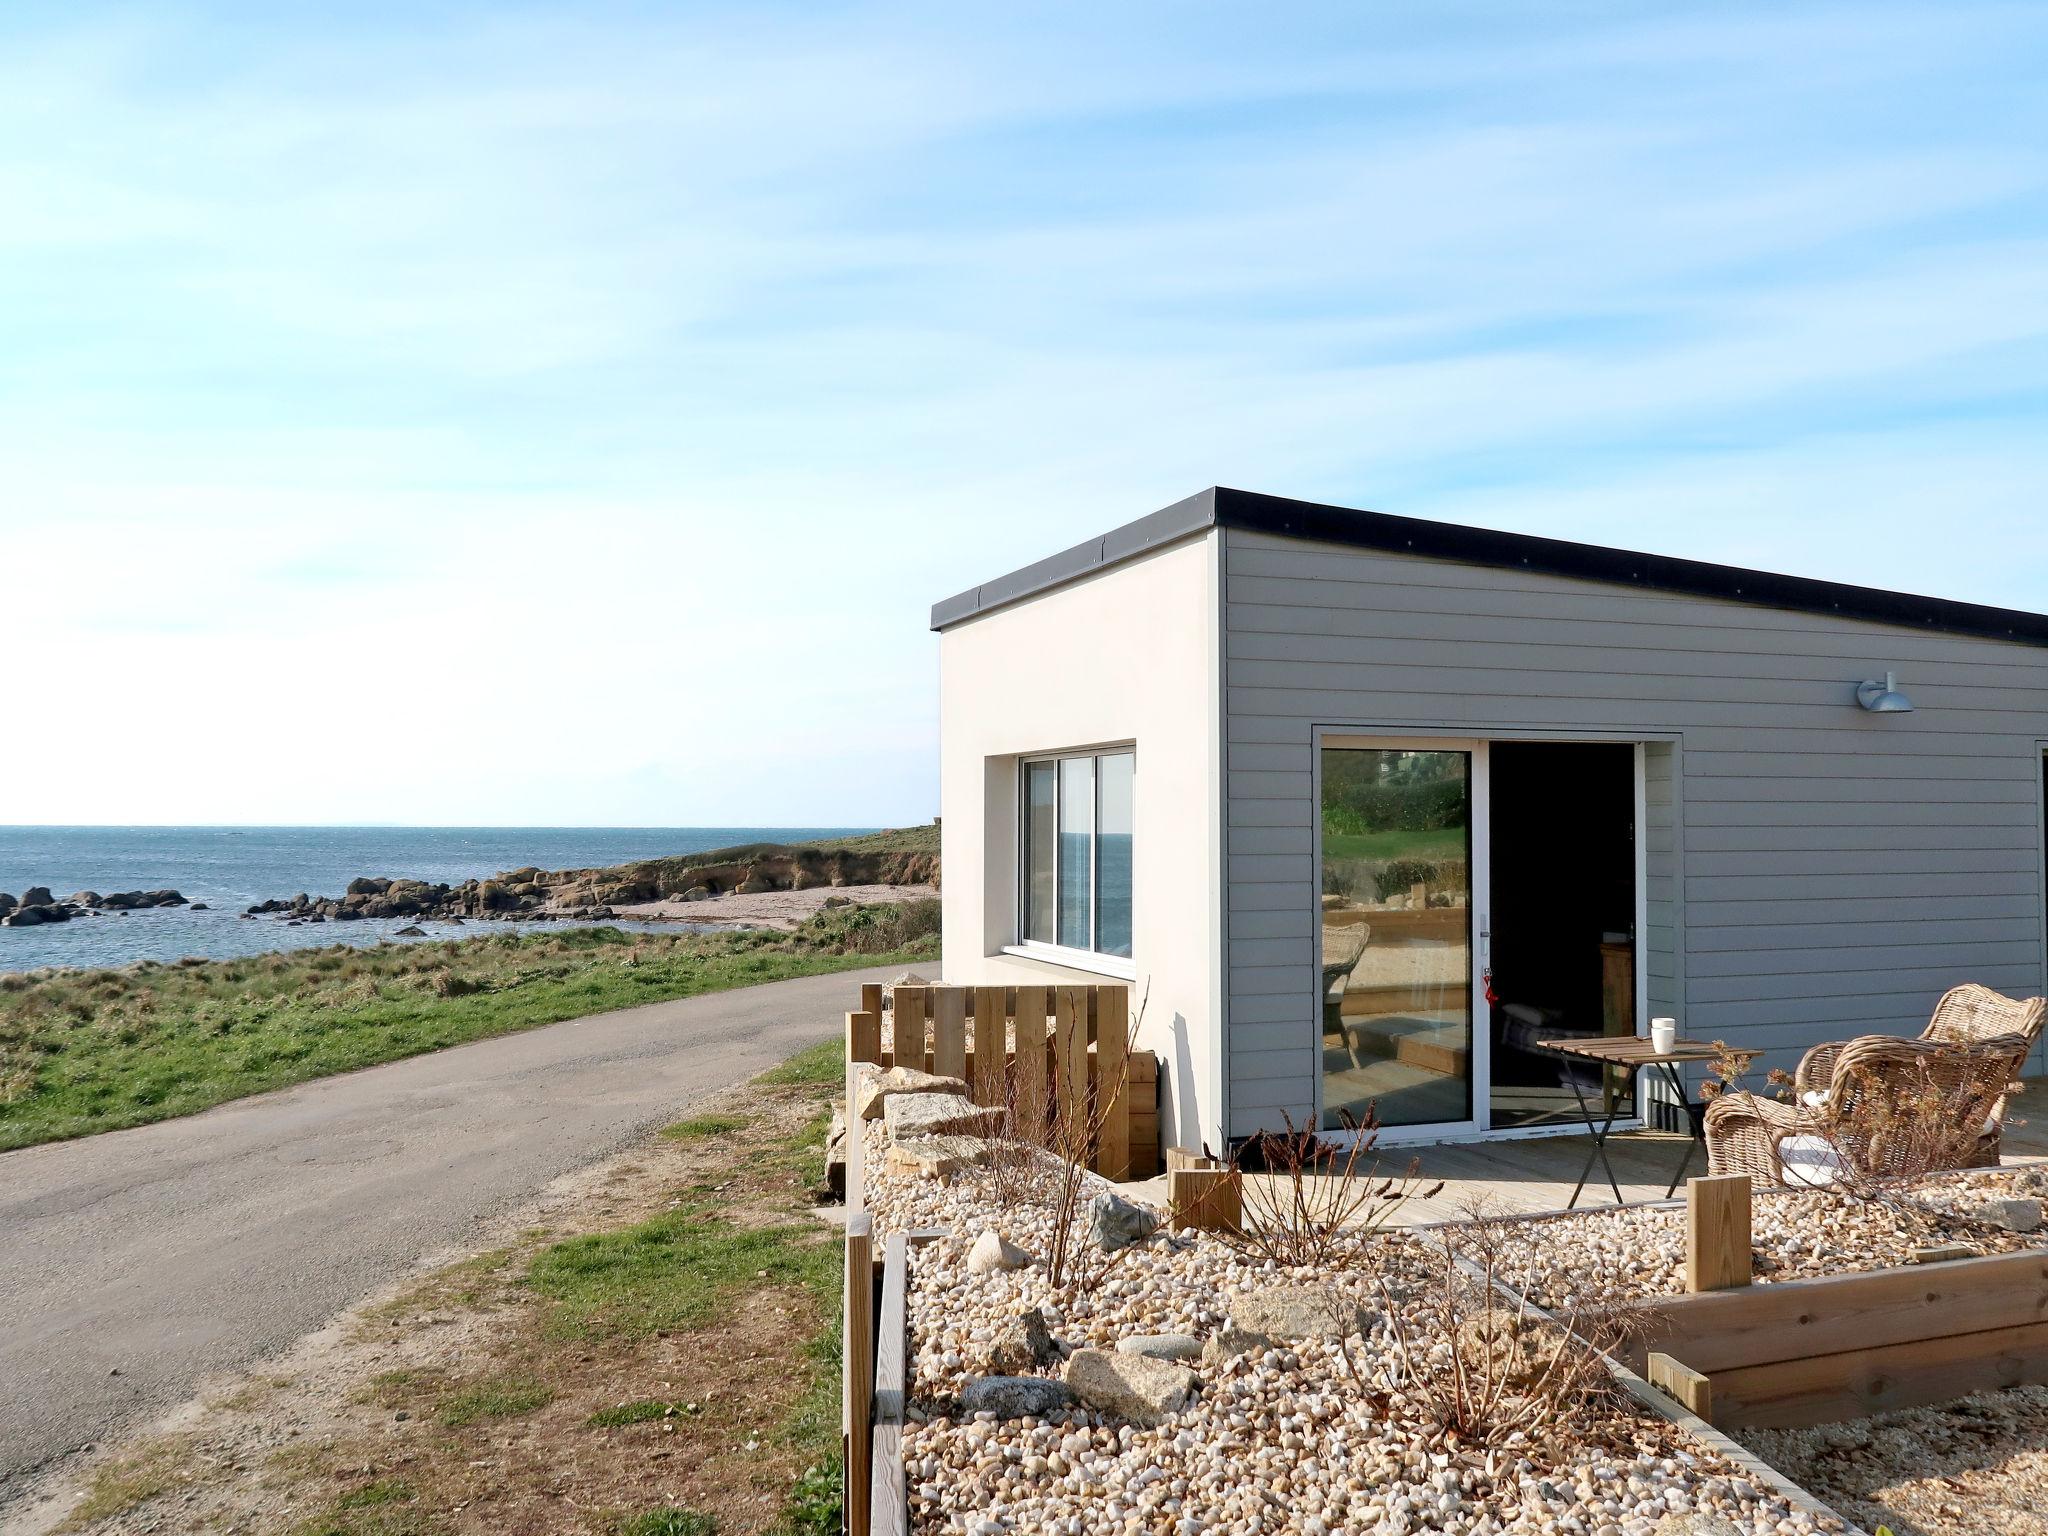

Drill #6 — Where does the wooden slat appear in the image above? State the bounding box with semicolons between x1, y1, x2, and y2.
846;1009;882;1068
1685;1174;1752;1293
1713;1319;2048;1429
1637;1248;2048;1373
861;982;883;1021
1054;987;1088;1143
1094;984;1130;1179
1648;1351;1711;1419
931;988;967;1082
869;1233;909;1536
1540;1035;1747;1066
1168;1167;1242;1232
843;1215;874;1536
893;987;929;1075
1014;987;1049;1143
969;987;1006;1106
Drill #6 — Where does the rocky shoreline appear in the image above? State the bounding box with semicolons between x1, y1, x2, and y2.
243;842;940;927
1;887;193;927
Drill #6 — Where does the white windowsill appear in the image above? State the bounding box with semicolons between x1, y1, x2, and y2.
999;943;1137;982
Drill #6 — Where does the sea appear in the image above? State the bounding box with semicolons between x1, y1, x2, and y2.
0;826;875;974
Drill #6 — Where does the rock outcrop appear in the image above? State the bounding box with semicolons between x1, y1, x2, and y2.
0;888;187;926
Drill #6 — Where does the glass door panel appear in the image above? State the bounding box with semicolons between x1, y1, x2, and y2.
1320;747;1474;1130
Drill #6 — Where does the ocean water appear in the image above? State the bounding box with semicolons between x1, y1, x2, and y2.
0;826;873;974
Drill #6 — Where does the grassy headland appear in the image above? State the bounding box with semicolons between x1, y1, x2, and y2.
0;898;936;1154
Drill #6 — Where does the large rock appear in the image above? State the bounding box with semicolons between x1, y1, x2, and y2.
1228;1285;1375;1345
0;893;14;914
857;1065;969;1121
1116;1334;1202;1363
1088;1191;1160;1252
1064;1349;1196;1426
883;1091;999;1143
3;906;44;927
19;887;53;908
885;1135;990;1179
978;1307;1059;1374
1981;1196;2043;1233
960;1375;1072;1419
967;1229;1032;1274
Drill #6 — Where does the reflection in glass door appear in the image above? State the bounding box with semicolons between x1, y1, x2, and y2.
1320;746;1474;1131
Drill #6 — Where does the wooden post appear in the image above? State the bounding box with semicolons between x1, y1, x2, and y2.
931;987;967;1082
869;1233;909;1536
1647;1351;1712;1420
1686;1173;1753;1293
843;1214;875;1536
893;986;929;1075
846;1009;882;1068
1168;1167;1241;1232
969;986;1006;1106
1095;983;1130;1179
1014;986;1049;1143
1054;987;1088;1145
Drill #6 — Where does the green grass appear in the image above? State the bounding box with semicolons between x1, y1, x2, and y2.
1320;824;1468;863
526;1204;835;1340
615;1510;718;1536
751;1039;844;1087
335;1480;415;1511
0;912;936;1152
660;1113;750;1141
587;1398;700;1428
435;1374;553;1427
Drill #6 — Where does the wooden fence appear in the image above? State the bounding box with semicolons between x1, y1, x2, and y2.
844;981;1159;1180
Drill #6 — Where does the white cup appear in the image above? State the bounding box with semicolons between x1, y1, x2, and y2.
1650;1017;1678;1054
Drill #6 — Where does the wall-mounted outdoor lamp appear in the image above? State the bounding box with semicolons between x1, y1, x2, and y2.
1854;671;1914;713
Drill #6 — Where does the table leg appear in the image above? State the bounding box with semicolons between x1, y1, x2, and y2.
1659;1059;1705;1198
1564;1064;1629;1208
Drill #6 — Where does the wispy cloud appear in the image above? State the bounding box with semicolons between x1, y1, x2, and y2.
1;2;2044;822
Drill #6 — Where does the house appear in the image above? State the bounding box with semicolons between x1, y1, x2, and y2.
931;487;2048;1155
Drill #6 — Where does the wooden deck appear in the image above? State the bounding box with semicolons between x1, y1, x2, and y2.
1123;1078;2048;1225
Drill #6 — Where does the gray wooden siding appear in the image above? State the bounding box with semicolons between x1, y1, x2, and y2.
1222;528;2048;1139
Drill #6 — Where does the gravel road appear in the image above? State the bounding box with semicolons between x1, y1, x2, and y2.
0;963;894;1504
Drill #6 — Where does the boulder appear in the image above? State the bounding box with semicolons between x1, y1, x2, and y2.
19;887;53;908
859;1066;971;1121
1201;1329;1264;1366
978;1306;1060;1374
1116;1334;1202;1363
189;903;208;911
885;1135;990;1179
1981;1196;2043;1233
1227;1286;1375;1345
960;1376;1072;1420
0;893;14;914
967;1229;1033;1274
680;886;712;902
889;971;932;988
881;1091;995;1144
3;906;44;926
346;877;389;897
32;905;68;923
1064;1349;1196;1426
393;925;426;937
1088;1191;1160;1252
68;891;102;907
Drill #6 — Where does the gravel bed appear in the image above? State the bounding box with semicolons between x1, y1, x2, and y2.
1738;1385;2048;1536
864;1123;1844;1535
1500;1165;2048;1312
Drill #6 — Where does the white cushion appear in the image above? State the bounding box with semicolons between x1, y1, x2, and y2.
1777;1134;1846;1188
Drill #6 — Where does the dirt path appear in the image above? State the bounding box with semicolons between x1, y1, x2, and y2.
0;965;894;1512
4;1060;850;1536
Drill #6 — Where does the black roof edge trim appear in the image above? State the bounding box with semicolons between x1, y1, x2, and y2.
930;485;2048;648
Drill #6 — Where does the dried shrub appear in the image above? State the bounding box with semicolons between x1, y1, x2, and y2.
1215;1106;1440;1270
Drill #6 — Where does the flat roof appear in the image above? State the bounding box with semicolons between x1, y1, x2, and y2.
930;485;2048;647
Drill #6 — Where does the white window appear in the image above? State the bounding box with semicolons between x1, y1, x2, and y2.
1017;748;1133;963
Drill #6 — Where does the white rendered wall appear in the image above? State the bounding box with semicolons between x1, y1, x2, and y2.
937;531;1225;1154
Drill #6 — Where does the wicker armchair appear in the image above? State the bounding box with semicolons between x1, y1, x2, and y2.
1794;984;2045;1101
1705;1032;2031;1186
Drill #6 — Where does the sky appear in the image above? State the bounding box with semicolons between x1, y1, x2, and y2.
3;2;2046;827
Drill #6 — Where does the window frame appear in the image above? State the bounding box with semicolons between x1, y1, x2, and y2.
1005;745;1136;980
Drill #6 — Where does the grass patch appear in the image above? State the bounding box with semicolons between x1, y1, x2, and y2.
616;1510;718;1536
57;1442;185;1530
1321;824;1467;863
336;1479;415;1510
587;1398;700;1427
527;1206;835;1340
661;1113;750;1140
435;1373;553;1427
752;1039;844;1087
0;912;936;1152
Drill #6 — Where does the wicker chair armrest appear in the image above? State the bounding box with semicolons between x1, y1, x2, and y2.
1704;1092;1803;1184
1794;1040;1849;1098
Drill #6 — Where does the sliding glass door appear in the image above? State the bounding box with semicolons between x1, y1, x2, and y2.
1319;744;1478;1132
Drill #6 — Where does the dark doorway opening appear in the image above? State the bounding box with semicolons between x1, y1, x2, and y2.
1488;741;1637;1130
